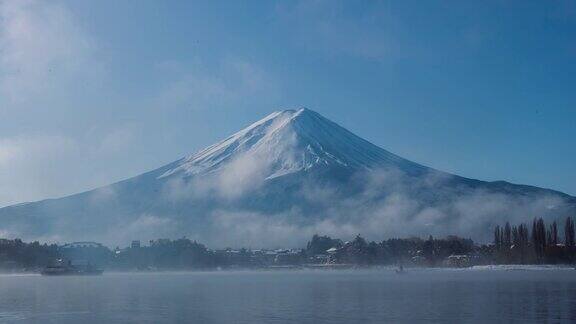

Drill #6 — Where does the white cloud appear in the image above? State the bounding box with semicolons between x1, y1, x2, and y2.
215;153;270;199
0;135;78;206
0;123;141;207
196;167;571;248
0;0;102;105
91;124;140;156
0;0;284;209
107;214;176;244
161;151;272;202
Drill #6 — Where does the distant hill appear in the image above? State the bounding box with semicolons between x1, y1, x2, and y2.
0;108;574;247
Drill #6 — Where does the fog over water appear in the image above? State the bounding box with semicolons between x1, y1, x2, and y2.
1;268;576;323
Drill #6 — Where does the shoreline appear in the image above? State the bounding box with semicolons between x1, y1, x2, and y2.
2;263;575;276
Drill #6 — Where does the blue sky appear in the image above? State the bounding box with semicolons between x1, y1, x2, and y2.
0;0;574;206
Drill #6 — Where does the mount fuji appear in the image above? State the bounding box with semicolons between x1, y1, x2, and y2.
0;108;574;247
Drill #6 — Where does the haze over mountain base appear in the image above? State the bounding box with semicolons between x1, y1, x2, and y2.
0;109;574;247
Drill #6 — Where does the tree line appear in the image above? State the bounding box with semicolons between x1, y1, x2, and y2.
1;217;575;271
493;217;576;264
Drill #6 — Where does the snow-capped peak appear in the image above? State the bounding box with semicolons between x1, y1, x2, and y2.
160;108;427;179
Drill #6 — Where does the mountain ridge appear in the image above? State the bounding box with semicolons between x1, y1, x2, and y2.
0;108;574;246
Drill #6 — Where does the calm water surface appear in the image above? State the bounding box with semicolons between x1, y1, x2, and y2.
1;268;576;323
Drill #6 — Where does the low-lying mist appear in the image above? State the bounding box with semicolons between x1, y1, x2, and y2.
0;140;572;249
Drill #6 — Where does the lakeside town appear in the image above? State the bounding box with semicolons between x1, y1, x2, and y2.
0;217;575;273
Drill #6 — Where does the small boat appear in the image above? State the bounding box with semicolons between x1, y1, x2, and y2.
41;259;103;276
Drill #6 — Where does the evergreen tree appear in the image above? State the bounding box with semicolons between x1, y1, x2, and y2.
531;219;538;249
504;222;512;248
551;221;558;246
565;217;575;247
494;225;501;250
531;218;547;261
512;226;519;247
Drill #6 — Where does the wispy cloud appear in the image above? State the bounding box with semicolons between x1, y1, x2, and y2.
0;135;78;206
0;123;140;207
155;57;280;111
0;0;283;208
0;0;103;106
158;166;570;248
89;123;141;156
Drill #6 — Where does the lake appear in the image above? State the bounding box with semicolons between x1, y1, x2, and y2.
1;267;575;323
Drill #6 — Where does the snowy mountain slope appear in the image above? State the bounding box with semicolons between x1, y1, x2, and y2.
160;108;429;179
0;108;574;247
